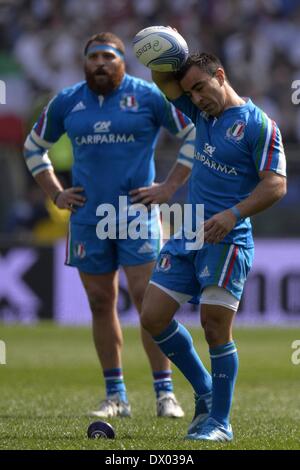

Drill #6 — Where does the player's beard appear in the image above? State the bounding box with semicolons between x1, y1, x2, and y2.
85;64;125;95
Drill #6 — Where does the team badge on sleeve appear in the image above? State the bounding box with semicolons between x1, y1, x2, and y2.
226;120;246;142
120;94;139;111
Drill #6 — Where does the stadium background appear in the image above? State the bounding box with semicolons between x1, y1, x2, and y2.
0;0;299;325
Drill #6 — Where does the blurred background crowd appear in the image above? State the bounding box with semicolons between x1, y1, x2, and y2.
0;0;299;242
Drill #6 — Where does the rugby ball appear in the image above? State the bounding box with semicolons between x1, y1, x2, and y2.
133;26;189;72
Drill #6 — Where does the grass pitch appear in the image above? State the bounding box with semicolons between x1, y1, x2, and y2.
0;323;299;450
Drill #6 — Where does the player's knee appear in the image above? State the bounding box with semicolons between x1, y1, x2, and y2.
140;302;160;335
140;307;153;332
86;287;115;316
203;319;225;347
201;316;207;330
141;309;169;337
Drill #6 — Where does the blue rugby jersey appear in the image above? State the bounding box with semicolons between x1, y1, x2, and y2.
172;95;286;248
24;74;194;224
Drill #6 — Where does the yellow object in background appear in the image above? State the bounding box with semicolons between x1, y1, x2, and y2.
49;133;73;172
33;198;70;243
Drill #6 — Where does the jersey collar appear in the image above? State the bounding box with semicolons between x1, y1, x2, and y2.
221;97;254;116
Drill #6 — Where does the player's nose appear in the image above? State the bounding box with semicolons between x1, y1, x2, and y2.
93;53;107;67
194;92;203;102
95;58;105;68
192;92;203;105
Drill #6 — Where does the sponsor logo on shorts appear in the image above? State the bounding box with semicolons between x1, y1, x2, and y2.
138;242;154;254
199;265;210;278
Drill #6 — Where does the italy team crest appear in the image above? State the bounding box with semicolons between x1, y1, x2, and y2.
226;120;246;142
156;254;171;272
73;242;86;259
120;94;139;111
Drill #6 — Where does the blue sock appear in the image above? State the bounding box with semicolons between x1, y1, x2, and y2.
153;320;212;396
209;341;239;427
103;368;128;403
153;370;173;397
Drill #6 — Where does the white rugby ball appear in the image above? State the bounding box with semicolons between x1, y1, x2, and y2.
133;26;189;72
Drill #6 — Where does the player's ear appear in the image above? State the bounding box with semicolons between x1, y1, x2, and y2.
215;68;225;86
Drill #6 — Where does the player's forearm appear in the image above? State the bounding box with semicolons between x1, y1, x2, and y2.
24;133;64;202
151;71;183;100
163;162;191;195
35;169;64;202
234;175;287;219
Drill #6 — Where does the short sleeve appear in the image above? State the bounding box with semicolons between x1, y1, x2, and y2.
250;111;286;177
33;93;66;144
150;84;193;137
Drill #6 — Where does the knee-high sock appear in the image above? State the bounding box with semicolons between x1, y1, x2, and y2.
153;319;212;396
209;341;239;426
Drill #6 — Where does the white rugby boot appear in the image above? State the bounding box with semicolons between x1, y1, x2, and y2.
90;393;131;418
156;391;185;418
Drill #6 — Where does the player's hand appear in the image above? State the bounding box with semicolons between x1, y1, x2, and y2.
204;209;237;244
55;187;86;212
129;183;172;205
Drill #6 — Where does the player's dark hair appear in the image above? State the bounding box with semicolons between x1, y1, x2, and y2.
84;32;125;56
174;52;226;81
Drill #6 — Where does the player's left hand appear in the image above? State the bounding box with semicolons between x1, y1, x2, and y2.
204;209;237;244
129;183;172;205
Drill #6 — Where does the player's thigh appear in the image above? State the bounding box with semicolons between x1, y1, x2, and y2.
141;283;180;335
79;270;119;315
200;284;240;346
200;304;236;348
117;222;161;310
196;243;253;345
123;261;155;309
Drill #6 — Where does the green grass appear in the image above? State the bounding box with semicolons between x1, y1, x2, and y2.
0;324;299;450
